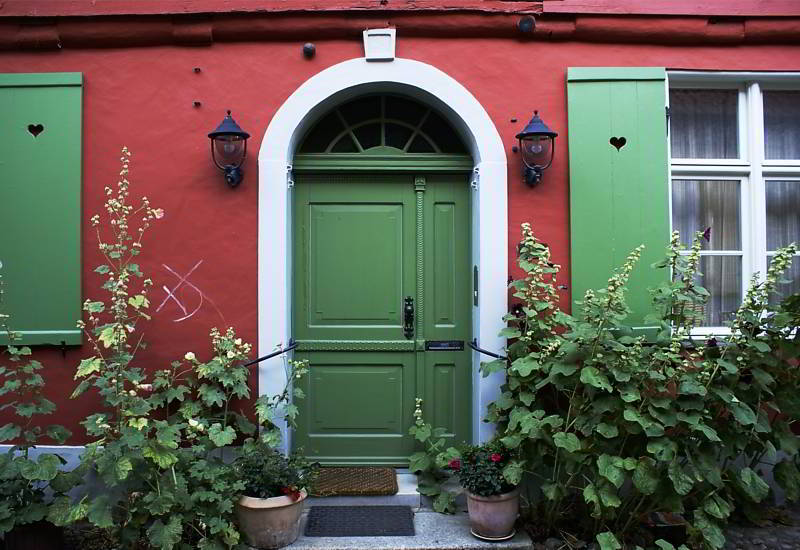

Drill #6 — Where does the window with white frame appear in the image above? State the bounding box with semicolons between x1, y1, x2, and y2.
668;73;800;331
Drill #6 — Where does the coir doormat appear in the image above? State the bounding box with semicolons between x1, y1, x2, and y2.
311;467;398;497
305;506;415;537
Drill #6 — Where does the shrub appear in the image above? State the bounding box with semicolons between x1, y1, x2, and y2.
66;148;309;549
482;223;799;550
0;274;79;536
236;442;316;500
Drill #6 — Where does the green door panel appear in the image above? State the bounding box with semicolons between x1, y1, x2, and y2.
0;73;83;345
292;172;471;465
567;67;670;334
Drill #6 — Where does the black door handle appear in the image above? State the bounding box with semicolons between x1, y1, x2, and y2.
403;296;414;339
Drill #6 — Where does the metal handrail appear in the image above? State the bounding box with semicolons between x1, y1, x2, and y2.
468;339;507;361
242;340;298;367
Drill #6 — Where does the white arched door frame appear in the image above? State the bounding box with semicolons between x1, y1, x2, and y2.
258;57;507;451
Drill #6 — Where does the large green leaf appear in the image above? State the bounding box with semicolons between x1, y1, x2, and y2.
0;423;21;442
580;367;612;392
737;467;769;502
597;454;625;489
208;424;236;447
596;531;622;550
774;460;800;502
729;402;757;426
583;483;601;517
595;423;619;438
147;516;183;550
21;454;60;481
87;495;114;528
668;461;694;496
633;457;659;495
692;510;725;549
409;452;431;473
47;496;88;526
553;431;581;453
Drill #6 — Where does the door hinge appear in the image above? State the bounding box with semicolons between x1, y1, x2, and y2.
287;165;294;189
470;167;479;190
665;106;670;137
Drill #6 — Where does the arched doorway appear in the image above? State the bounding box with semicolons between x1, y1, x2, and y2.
258;57;508;458
291;94;473;464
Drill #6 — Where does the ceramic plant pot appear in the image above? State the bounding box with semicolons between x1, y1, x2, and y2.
235;490;307;549
466;487;520;541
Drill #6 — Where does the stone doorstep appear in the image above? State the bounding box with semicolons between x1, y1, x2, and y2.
280;472;533;550
285;509;533;550
306;473;421;509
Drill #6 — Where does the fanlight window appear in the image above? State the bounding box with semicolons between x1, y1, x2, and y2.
298;95;468;155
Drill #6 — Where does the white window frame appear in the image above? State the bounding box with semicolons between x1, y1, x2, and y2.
667;71;800;335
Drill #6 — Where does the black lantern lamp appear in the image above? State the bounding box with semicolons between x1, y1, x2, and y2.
516;111;558;187
208;110;250;187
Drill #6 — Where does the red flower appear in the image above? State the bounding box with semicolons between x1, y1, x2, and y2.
448;459;461;470
490;453;504;463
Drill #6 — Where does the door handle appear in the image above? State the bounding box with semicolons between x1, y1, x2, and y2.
403;296;414;339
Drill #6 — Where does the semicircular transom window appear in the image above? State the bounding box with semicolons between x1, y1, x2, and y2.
298;95;469;155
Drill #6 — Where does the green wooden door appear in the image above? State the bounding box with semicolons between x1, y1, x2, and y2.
292;172;472;465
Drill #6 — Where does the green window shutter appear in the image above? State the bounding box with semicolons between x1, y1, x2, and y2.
0;73;83;345
567;67;669;333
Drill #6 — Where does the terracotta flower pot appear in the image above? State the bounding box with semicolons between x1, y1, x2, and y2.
235;490;307;549
466;487;520;541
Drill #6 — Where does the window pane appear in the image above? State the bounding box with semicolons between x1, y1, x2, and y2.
672;179;741;250
385;123;413;150
767;255;800;306
766;180;800;250
353;123;381;150
764;91;800;160
330;134;359;153
670;89;739;159
696;256;742;326
339;96;381;126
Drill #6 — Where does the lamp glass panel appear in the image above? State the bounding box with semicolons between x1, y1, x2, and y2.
213;136;245;166
520;136;552;168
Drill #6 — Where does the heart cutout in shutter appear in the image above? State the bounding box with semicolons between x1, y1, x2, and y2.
27;124;44;138
609;136;626;151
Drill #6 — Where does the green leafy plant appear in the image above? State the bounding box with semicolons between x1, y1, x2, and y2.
482;222;799;550
68;148;310;549
236;441;316;500
452;440;519;497
408;397;461;514
0;274;79;536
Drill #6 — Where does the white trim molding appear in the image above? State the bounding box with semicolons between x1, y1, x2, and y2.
257;57;508;453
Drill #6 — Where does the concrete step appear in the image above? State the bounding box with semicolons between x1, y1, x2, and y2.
307;473;421;508
288;509;532;550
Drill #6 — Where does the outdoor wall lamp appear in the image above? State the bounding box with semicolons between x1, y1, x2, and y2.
516;111;558;187
208;110;250;187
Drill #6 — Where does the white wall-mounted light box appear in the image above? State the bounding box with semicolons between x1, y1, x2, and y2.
363;28;396;61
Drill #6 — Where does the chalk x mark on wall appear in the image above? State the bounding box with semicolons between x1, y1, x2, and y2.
156;260;226;323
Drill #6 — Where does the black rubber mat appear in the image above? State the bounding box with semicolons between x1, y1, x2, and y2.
305;506;415;537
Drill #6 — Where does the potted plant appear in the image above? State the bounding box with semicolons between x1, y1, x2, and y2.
234;441;317;549
451;441;519;541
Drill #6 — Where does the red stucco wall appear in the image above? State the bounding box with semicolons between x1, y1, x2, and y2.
2;32;800;443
